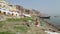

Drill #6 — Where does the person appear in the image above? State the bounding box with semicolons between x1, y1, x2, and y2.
35;22;40;27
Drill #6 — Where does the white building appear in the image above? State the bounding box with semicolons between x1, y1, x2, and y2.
0;8;19;16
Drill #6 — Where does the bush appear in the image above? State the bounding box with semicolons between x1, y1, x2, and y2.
14;25;29;32
0;31;15;34
0;21;5;27
6;17;32;22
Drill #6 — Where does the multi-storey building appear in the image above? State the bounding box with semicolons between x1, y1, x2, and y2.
0;0;19;16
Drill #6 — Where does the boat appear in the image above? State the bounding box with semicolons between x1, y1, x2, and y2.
39;16;50;19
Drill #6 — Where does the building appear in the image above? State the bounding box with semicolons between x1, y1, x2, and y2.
0;0;40;17
16;5;25;15
0;0;19;16
0;8;19;16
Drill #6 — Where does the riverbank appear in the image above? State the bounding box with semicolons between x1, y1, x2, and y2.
0;16;47;34
0;14;60;34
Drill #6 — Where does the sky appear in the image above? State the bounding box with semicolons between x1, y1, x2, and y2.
7;0;60;16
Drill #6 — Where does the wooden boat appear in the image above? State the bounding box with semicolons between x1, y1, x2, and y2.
39;16;50;19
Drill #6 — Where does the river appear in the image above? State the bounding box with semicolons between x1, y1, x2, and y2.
50;16;60;29
45;16;60;29
44;16;60;29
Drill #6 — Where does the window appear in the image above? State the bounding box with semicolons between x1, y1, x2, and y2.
4;12;6;15
25;9;30;14
0;11;1;13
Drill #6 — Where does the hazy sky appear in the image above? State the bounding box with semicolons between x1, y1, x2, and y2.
7;0;60;16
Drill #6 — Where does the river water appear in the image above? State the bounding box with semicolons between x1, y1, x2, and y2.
44;16;60;29
50;16;60;29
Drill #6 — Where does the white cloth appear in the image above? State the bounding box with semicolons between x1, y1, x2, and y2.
45;31;60;34
22;13;31;17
